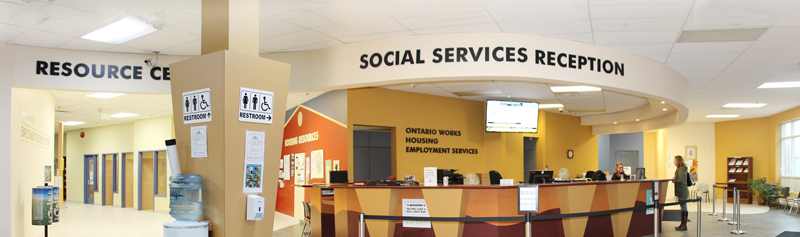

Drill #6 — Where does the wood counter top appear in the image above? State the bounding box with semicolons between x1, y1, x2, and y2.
303;179;672;189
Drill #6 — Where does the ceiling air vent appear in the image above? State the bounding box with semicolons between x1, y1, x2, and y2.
677;28;768;43
556;92;579;97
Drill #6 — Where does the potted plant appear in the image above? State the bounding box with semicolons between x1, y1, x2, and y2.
747;177;780;205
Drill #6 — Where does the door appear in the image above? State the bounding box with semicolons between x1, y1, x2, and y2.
523;137;538;183
103;154;115;206
139;152;155;211
122;153;133;208
615;150;639;175
84;155;97;204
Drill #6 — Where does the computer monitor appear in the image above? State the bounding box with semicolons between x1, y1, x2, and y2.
529;170;554;184
329;171;348;183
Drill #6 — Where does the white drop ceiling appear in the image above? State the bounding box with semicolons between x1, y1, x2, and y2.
4;0;800;130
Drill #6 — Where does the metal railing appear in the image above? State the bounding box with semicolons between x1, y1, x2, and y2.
709;184;725;216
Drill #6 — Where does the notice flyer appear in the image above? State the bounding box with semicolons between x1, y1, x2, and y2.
402;199;431;228
424;167;437;186
242;130;265;193
311;150;324;179
190;125;208;158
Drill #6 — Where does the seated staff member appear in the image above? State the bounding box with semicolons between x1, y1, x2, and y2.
610;162;630;180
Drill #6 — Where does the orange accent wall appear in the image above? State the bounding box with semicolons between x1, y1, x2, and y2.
276;106;347;216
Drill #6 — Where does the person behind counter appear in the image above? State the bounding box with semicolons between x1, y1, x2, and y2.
672;155;690;231
610;162;629;180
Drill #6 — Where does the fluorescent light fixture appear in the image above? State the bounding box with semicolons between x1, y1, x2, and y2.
538;104;564;108
86;92;126;98
62;121;85;126
81;17;159;44
723;103;766;108
111;113;138;118
706;114;740;118
757;81;800;89
550;86;602;93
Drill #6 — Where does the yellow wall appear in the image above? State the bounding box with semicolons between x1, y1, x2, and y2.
715;118;771;186
348;88;488;181
10;88;55;237
643;131;656;179
66;115;174;212
347;87;597;183
665;123;716;199
541;112;598;177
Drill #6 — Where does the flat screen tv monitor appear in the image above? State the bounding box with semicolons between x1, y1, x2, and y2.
529;170;553;184
486;100;539;133
329;171;348;183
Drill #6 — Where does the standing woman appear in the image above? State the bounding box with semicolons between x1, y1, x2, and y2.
672;155;690;231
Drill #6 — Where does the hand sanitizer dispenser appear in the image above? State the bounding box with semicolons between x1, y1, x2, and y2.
246;195;264;221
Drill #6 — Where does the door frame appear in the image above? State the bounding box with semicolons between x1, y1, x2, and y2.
121;152;132;208
101;153;117;206
138;150;166;211
83;154;98;204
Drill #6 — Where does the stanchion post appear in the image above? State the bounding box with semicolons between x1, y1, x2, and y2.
697;197;702;237
719;187;730;221
653;181;659;237
709;185;719;216
359;213;365;237
525;213;532;237
728;187;737;225
730;189;746;235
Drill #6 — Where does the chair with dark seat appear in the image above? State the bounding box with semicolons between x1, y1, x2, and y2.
301;201;311;237
489;170;502;185
592;170;606;181
585;171;595;181
770;187;790;210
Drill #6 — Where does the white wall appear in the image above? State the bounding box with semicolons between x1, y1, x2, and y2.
10;88;55;237
665;123;716;199
0;42;14;237
609;132;644;170
597;134;610;172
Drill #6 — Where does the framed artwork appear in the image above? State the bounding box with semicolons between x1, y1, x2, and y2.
685;146;697;159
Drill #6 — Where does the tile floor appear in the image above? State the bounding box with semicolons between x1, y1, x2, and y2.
48;200;798;237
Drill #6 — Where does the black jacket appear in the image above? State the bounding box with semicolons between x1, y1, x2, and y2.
610;171;629;180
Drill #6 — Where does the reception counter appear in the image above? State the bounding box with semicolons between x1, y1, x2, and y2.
308;179;671;237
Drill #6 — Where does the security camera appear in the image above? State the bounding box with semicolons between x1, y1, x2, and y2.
144;59;151;65
411;84;416;88
559;108;564;113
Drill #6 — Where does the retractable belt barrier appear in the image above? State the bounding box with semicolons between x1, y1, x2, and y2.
359;198;702;237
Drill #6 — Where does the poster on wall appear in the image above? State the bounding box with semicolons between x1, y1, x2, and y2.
294;153;305;185
311;150;324;179
190;125;208;158
646;189;654;215
325;160;332;185
238;87;274;124
242;130;265;193
283;155;291;180
687;159;699;183
44;166;52;183
182;88;212;124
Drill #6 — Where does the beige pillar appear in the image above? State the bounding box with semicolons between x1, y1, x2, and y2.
171;1;290;236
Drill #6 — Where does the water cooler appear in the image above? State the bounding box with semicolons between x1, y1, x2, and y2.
163;139;209;237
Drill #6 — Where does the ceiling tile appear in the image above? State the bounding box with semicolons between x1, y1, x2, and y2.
105;45;150;54
159;39;200;56
259;16;307;40
604;44;673;55
488;1;591;35
666;53;740;64
412;22;502;35
387;4;495;30
260;29;333;52
8;29;74;48
590;4;693;19
335;31;415;43
283;39;341;52
667;62;730;71
121;27;200;52
594;31;680;45
543;33;594;44
592;18;684;32
56;38;116;52
670;41;753;54
0;23;27;42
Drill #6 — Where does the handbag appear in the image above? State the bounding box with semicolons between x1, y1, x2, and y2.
686;172;695;186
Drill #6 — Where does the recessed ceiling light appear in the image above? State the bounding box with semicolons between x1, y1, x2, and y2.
757;81;800;89
662;108;667;111
81;17;161;44
111;113;138;118
613;122;617;124
706;114;740;118
86;92;126;98
550;86;601;93
723;103;766;108
539;104;564;108
636;119;640;121
661;101;666;104
62;121;85;126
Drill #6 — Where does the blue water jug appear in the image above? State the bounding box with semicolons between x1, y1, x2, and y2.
169;174;203;220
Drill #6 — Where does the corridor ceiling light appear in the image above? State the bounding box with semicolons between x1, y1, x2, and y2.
661;101;666;104
549;86;601;93
757;81;800;89
723;103;766;108
111;113;138;118
86;92;126;98
538;104;564;108
706;114;739;118
81;17;160;44
636;119;640;121
613;122;617;124
63;121;85;126
662;108;667;111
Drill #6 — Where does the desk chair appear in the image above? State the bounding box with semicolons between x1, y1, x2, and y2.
302;201;311;237
788;197;800;216
770;187;789;210
489;170;502;185
585;171;595;181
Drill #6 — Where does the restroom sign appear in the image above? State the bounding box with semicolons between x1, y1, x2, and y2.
238;87;274;124
182;88;212;124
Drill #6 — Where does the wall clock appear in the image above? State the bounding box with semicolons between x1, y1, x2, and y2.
567;150;574;159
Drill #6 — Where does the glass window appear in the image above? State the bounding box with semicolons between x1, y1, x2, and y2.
781;120;800;177
156;151;167;196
